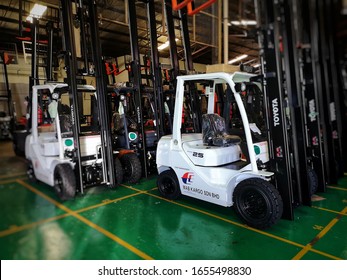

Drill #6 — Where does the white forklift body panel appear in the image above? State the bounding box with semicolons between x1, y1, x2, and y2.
157;72;273;207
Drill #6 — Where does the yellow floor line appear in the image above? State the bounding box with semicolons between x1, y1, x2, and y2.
327;186;347;192
120;184;157;192
17;179;154;260
0;213;70;238
74;192;145;213
292;206;347;260
122;184;342;260
0;176;27;185
312;206;347;216
0;190;144;239
144;191;306;246
309;248;342;260
0;172;26;179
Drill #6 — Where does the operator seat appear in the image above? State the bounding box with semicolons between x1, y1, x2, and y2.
202;114;241;147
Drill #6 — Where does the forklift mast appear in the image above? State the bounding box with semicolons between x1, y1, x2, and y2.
60;0;116;190
163;0;202;133
255;0;295;219
127;0;169;177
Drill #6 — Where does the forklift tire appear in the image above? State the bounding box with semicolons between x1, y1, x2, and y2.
120;153;142;184
13;143;25;157
54;164;76;201
114;157;124;186
308;168;318;196
157;170;182;200
233;178;283;229
27;161;37;183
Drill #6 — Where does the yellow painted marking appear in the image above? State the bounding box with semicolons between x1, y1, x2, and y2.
0;191;143;238
0;177;27;185
312;206;347;216
327;186;347;192
75;192;144;214
309;248;342;260
17;179;154;260
0;172;26;179
313;225;324;231
120;184;157;192
0;213;70;238
124;185;342;260
145;191;306;248
292;207;347;260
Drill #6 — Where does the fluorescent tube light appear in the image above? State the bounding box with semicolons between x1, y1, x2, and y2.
228;54;248;64
27;4;47;21
252;64;261;68
158;38;178;51
230;20;257;26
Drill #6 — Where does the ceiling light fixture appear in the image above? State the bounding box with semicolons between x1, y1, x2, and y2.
26;4;47;22
252;64;261;68
230;20;257;26
158;38;178;51
228;54;248;64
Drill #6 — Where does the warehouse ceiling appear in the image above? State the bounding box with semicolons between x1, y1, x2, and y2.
0;0;259;66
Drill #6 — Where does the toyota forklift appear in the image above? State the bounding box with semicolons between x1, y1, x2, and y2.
157;72;283;229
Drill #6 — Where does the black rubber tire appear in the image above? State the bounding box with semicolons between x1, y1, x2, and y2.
233;178;283;229
120;153;142;184
13;142;25;157
114;157;124;185
308;168;318;196
157;170;181;200
27;161;37;183
54;163;76;201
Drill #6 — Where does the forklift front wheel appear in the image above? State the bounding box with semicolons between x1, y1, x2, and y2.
54;164;76;201
114;157;124;186
157;170;182;200
233;178;283;229
120;153;142;184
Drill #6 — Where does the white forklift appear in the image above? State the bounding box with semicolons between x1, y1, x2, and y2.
25;83;123;200
156;72;283;229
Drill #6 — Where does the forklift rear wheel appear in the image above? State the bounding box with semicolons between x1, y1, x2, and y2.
308;168;318;196
54;164;76;201
157;170;181;200
233;178;283;229
13;142;25;157
114;157;123;185
27;161;37;183
120;153;142;184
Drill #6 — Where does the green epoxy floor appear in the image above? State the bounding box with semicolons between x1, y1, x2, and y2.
0;140;346;260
